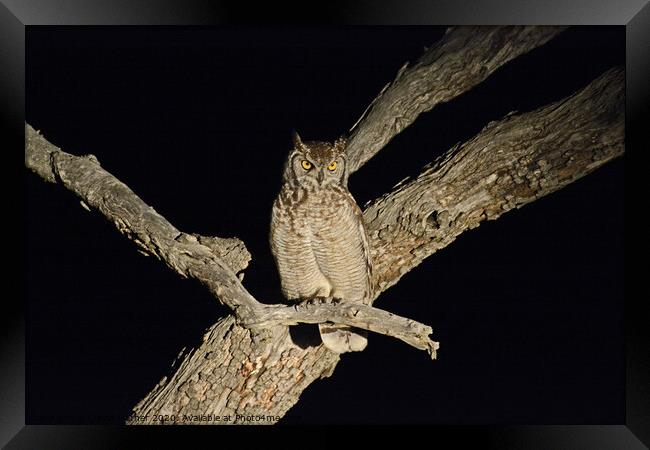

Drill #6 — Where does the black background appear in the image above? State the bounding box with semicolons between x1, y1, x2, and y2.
26;26;624;425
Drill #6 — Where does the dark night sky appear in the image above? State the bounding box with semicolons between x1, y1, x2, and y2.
25;26;624;425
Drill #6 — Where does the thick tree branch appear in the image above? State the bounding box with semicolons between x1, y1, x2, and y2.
25;129;257;314
364;67;624;293
346;26;567;173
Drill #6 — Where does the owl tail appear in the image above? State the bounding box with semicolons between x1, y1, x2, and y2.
318;324;368;353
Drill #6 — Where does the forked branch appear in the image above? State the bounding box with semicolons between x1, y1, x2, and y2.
25;26;623;424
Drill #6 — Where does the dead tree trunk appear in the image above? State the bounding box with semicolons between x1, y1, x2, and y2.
24;26;623;425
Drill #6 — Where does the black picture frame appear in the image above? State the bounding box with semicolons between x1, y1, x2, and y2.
7;1;644;447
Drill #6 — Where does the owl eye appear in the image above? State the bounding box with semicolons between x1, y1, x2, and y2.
327;161;337;171
301;160;312;170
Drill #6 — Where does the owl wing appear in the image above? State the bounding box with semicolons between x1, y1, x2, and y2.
270;195;332;301
310;190;373;305
351;197;374;304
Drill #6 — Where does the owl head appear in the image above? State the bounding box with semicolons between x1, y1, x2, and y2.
283;131;349;188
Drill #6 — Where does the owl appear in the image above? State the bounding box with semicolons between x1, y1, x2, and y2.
270;131;373;353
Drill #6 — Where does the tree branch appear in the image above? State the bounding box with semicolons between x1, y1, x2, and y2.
244;300;439;359
346;26;567;173
364;67;624;293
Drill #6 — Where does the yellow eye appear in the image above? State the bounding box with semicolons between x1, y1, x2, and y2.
301;160;312;170
328;161;337;171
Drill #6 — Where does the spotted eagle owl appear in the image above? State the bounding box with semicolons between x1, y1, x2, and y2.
270;131;373;353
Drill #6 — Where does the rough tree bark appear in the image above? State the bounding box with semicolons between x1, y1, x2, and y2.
345;25;567;173
25;26;623;425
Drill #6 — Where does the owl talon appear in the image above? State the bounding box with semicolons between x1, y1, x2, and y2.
309;296;343;305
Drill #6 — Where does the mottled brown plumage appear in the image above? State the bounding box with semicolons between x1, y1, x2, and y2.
270;131;373;353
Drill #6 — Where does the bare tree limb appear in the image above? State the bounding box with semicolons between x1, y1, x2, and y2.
25;133;252;275
346;26;568;173
364;67;624;293
245;300;439;358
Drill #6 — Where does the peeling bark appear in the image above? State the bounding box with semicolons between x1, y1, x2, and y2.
128;317;340;425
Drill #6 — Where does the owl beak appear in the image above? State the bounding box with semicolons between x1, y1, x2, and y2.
317;169;325;185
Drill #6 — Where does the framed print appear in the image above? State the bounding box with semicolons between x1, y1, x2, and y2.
7;0;645;447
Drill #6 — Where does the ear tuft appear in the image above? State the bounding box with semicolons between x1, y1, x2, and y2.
291;130;303;148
